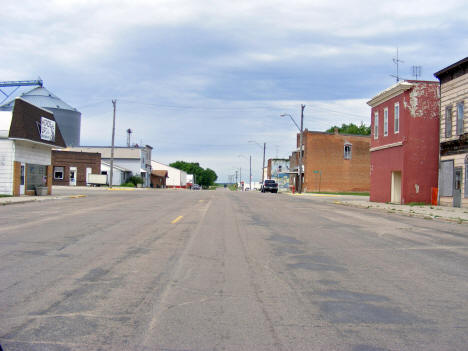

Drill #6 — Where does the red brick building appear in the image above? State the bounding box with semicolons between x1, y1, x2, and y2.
291;129;370;193
367;80;439;204
52;150;101;186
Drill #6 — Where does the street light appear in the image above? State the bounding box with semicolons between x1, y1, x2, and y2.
280;104;305;193
248;140;266;185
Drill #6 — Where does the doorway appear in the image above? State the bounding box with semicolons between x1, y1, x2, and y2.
391;171;402;204
69;167;77;186
453;167;462;208
20;163;25;195
86;167;92;185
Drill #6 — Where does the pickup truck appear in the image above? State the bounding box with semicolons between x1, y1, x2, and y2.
261;179;278;193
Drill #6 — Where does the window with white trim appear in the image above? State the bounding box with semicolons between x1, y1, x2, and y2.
374;112;379;139
445;106;452;138
54;166;64;180
344;143;352;160
384;108;388;136
394;103;399;133
456;102;464;135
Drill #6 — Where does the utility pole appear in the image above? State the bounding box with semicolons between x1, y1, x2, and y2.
240;167;242;191
249;155;252;190
235;170;238;189
109;100;117;189
298;104;305;193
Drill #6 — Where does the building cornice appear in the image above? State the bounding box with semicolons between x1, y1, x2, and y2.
370;141;403;152
10;137;64;149
367;82;414;107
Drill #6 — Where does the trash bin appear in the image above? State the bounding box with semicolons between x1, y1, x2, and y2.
35;186;48;196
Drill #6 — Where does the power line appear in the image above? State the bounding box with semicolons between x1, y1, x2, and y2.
77;98;369;119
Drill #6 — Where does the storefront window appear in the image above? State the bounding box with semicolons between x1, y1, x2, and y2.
26;164;47;190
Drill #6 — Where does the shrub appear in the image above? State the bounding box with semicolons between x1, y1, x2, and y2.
128;175;143;186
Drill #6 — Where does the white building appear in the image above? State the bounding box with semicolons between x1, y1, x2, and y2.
101;162;132;186
0;99;66;196
151;161;188;188
68;146;152;187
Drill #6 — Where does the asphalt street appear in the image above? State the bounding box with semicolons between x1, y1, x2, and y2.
1;188;468;350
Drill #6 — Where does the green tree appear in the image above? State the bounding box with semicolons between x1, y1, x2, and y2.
198;168;218;188
326;122;371;135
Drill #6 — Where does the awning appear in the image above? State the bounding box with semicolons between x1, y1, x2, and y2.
151;170;168;178
140;168;147;173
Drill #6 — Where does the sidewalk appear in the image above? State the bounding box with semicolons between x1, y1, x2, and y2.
337;199;468;223
0;194;85;206
286;192;468;224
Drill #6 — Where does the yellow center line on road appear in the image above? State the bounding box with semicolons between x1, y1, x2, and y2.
171;215;183;224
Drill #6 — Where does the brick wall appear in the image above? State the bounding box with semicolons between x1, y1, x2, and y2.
52;151;101;186
302;131;370;192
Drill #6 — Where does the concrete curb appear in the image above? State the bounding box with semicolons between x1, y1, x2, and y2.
0;195;86;206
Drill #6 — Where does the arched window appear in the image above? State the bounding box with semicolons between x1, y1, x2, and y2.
344;143;352;160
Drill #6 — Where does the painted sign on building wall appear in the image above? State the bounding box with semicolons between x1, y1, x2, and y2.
270;159;290;192
40;117;56;142
276;173;290;191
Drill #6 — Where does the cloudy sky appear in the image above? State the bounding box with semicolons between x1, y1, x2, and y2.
1;0;467;182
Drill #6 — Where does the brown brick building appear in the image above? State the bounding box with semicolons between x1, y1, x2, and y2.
52;150;101;186
292;129;370;193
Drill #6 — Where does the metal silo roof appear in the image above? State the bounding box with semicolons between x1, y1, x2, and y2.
0;86;78;112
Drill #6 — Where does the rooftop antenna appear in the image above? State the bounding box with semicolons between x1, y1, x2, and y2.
126;128;132;147
412;65;422;80
391;48;404;82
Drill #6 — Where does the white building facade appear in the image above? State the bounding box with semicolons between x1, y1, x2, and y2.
0;99;66;196
68;146;152;187
151;161;188;188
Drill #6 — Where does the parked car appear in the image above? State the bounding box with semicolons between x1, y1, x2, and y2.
192;184;201;190
261;179;278;193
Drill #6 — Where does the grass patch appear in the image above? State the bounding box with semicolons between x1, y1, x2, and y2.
306;191;369;196
407;202;428;207
0;194;12;198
